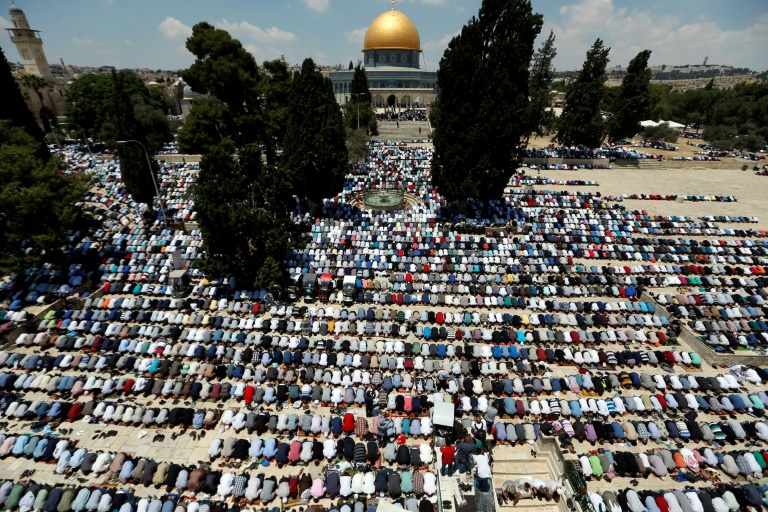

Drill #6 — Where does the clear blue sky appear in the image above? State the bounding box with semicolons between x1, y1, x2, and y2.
2;0;767;72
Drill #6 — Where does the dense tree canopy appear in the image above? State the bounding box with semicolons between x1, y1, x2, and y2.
0;48;47;159
555;39;611;148
65;71;172;145
655;85;719;130
702;124;765;152
180;24;317;286
176;97;227;154
282;58;348;204
346;128;369;164
0;122;95;273
432;0;543;201
645;82;768;150
195;139;301;287
606;50;653;141
642;122;679;143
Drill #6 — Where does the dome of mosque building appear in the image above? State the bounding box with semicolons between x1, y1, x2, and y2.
363;8;421;52
183;85;202;99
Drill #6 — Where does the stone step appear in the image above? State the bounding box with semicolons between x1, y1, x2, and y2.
495;450;561;466
493;459;552;477
499;501;562;512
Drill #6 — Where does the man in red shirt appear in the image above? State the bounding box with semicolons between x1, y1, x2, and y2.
440;443;456;477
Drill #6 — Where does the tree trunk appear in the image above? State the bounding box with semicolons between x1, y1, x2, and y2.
306;198;321;217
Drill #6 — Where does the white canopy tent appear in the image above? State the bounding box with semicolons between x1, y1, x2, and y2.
641;119;686;130
661;120;686;129
376;500;405;512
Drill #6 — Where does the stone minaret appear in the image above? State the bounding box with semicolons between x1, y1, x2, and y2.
6;3;53;80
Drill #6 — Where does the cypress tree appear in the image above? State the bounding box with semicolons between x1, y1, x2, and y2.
282;58;348;204
111;70;158;208
527;31;557;140
196;139;300;286
555;38;611;148
346;63;377;133
179;23;303;286
607;49;653;141
432;0;543;202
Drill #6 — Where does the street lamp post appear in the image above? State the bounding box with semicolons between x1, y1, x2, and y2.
117;139;167;224
61;122;93;164
39;112;60;149
351;93;366;130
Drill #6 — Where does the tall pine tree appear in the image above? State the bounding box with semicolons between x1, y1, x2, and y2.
179;23;302;285
555;39;611;148
432;0;543;202
180;22;271;159
111;70;159;209
606;49;653;141
282;58;348;205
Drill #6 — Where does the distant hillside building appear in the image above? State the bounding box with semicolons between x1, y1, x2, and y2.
329;4;438;109
5;2;67;123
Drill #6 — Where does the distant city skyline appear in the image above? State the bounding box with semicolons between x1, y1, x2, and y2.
1;0;767;73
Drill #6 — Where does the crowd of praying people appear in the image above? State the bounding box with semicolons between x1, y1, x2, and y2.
0;138;768;512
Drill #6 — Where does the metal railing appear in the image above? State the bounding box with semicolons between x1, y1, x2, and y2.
564;461;595;512
435;450;445;512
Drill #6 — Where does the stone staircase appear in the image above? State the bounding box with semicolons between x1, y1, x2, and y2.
636;159;666;170
615;158;666;170
492;439;567;512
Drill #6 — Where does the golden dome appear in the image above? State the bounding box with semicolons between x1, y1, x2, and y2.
363;8;421;51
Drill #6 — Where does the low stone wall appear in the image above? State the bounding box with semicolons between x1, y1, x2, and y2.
155;154;202;164
1;285;103;349
613;158;747;170
96;154;202;164
522;157;608;167
533;435;570;512
679;327;768;366
644;292;768;366
656;159;749;170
